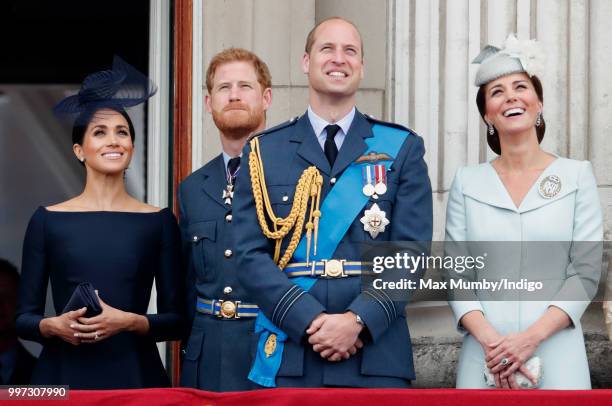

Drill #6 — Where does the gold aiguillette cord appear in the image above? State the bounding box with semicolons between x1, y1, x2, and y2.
249;137;323;269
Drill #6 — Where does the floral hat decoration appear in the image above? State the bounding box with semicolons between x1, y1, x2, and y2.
473;34;546;87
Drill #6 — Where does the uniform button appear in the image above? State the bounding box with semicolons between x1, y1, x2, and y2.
225;213;233;223
224;249;233;258
330;177;337;185
223;286;233;294
282;195;289;202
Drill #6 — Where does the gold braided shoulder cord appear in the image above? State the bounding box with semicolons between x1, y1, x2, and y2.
249;137;323;269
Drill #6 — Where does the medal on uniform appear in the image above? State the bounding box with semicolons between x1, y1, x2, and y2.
360;203;390;239
362;165;375;197
362;164;388;200
264;333;277;358
538;174;561;199
373;164;387;196
223;163;241;205
222;184;234;205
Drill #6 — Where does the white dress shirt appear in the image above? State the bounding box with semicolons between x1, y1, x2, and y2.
307;105;355;152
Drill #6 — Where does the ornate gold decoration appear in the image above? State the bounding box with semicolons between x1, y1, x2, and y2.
264;333;277;358
219;301;237;318
249;137;323;269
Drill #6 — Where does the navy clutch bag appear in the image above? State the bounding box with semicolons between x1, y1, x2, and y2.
62;282;102;317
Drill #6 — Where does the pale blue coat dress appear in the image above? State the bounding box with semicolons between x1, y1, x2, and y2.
445;157;603;389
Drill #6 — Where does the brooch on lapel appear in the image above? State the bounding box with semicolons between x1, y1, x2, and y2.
538;175;561;199
360;203;390;239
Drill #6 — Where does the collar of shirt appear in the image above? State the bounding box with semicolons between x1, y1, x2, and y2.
222;151;242;179
307;105;355;151
0;346;18;383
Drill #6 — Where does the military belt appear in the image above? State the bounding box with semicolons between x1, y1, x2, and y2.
283;260;374;279
196;296;259;319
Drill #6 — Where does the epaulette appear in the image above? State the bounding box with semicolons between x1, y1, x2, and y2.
363;113;415;134
248;115;301;141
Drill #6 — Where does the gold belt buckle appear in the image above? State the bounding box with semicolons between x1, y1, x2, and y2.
218;300;241;319
322;259;346;278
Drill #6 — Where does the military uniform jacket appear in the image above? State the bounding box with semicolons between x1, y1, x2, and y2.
233;110;433;387
178;154;257;391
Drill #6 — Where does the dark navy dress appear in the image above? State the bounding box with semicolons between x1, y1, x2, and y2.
16;207;184;389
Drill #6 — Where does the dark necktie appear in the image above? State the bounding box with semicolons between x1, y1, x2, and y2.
227;157;241;183
324;124;340;166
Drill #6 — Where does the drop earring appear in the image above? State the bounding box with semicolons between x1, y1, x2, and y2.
488;123;495;135
535;112;542;127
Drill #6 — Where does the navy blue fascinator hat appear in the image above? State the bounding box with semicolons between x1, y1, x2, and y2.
53;55;157;121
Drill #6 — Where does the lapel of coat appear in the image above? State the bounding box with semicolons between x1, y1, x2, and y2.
291;113;332;176
462;158;578;213
517;158;578;213
200;154;229;209
462;164;519;212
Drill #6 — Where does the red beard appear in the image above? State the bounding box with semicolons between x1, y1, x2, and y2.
211;102;265;139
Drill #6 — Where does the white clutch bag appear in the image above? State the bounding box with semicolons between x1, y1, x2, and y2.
483;356;542;389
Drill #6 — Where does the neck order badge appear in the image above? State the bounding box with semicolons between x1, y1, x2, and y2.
223;157;241;205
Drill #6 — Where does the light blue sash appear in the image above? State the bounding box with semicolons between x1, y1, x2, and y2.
248;124;409;387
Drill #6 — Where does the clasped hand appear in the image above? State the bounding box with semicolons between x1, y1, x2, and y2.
45;292;133;345
484;332;539;389
306;312;364;362
71;293;133;343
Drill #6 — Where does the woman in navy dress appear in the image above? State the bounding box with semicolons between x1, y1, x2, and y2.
15;57;184;389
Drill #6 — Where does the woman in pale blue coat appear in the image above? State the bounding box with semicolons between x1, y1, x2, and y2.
446;35;603;389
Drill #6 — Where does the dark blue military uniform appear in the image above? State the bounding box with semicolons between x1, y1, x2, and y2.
179;155;257;391
233;110;433;387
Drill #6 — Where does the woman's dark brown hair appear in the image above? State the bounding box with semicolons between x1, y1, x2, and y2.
476;75;546;155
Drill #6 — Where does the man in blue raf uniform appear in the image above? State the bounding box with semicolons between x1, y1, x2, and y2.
178;48;272;391
233;17;433;388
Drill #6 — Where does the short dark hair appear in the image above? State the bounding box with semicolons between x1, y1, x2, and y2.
72;108;136;146
0;258;19;287
476;75;545;155
304;17;364;59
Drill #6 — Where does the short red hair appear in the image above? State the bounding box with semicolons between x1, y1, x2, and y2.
205;48;272;93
